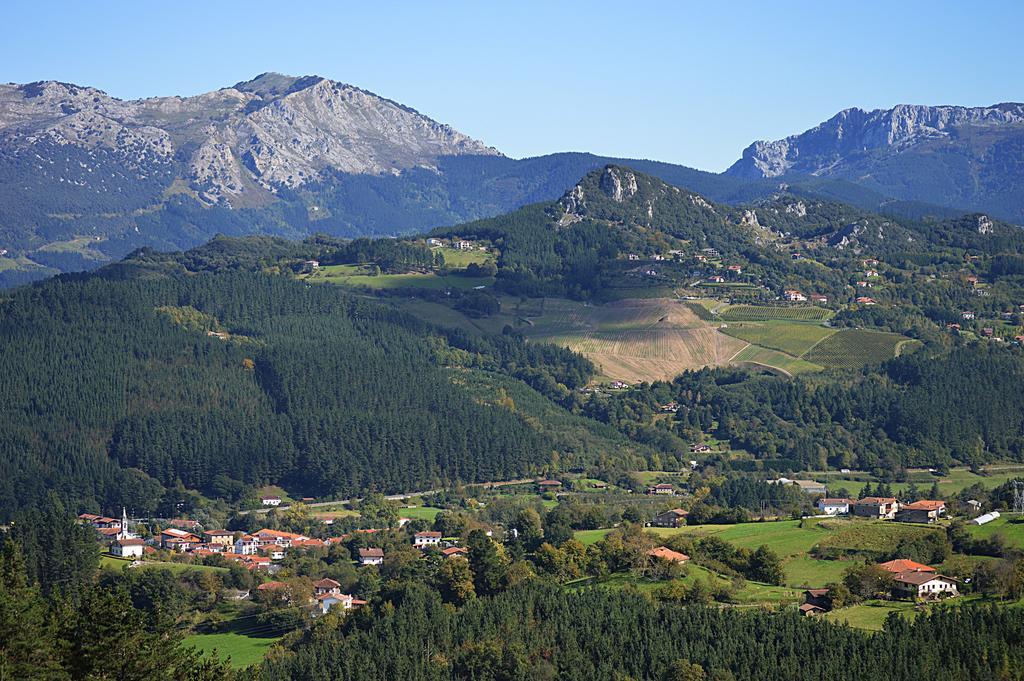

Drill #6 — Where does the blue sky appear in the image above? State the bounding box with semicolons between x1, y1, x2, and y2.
3;1;1021;171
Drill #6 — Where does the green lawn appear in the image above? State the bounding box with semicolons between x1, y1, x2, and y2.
782;555;852;588
814;519;943;555
399;506;444;521
185;632;281;669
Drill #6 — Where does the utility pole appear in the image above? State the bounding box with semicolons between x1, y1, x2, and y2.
1013;480;1024;515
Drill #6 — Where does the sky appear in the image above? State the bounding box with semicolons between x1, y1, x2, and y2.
3;1;1022;172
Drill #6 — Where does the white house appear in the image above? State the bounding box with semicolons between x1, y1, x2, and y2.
111;538;145;559
234;535;261;555
816;498;851;515
892;572;958;600
358;547;384;566
414;531;442;549
316;592;354;615
313;578;341;596
261;496;282;507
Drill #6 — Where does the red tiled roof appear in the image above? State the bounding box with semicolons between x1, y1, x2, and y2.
415;531;442;538
313;578;341;588
441;547;468;557
256;581;287;590
254;529;307;540
902;500;945;511
359;548;384;557
878;559;935;574
317;592;353;602
647;546;689;563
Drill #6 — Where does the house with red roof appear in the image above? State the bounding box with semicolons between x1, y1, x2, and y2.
895;500;946;524
441;546;468;559
313;578;341;596
647;546;689;564
110;538;145;559
878;559;935;575
892;571;958;600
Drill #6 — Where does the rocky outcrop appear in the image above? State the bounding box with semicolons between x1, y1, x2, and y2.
0;73;501;203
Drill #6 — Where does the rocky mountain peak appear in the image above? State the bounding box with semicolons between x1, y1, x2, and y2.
0;73;501;205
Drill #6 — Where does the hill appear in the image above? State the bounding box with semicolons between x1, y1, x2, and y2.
726;103;1024;224
0;240;655;520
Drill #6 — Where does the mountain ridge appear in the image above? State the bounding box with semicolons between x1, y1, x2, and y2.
726;102;1024;223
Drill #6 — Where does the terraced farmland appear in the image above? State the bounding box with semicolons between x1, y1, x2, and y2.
732;345;822;376
804;329;919;368
718;305;833;322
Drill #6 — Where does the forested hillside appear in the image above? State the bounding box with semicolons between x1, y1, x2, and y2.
0;242;649;520
261;583;1024;680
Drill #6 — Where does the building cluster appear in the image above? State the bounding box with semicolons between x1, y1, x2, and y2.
815;497;947;524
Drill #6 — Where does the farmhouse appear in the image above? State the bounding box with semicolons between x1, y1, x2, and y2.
810;294;828;303
855;296;876;305
660;401;680;413
783;290;807;302
537;479;563;492
895;500;946;524
110;538;145;559
313;578;341;596
316;592;356;615
261;496;282;507
852;497;899;519
892;572;958;600
800;588;831;615
690;443;713;454
251;529;309;548
441;546;469;559
414;531;442;549
358;547;384;566
816;498;851;515
652;508;689;528
727;265;743;274
646;483;675;496
647;546;689;564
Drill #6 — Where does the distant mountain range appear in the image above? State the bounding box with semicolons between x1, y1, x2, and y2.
726;103;1024;223
1;74;1021;286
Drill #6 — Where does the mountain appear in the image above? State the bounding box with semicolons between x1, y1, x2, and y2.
726;103;1024;223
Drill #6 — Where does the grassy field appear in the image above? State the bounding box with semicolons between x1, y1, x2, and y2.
720;321;837;357
814;520;942;554
731;344;823;375
399;506;444;521
308;264;493;291
823;599;919;631
804;329;918;368
431;246;493;267
718;305;833;322
965;514;1024;549
185;632;281;668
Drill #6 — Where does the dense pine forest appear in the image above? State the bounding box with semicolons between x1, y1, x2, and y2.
261;583;1024;681
0;242;639;520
